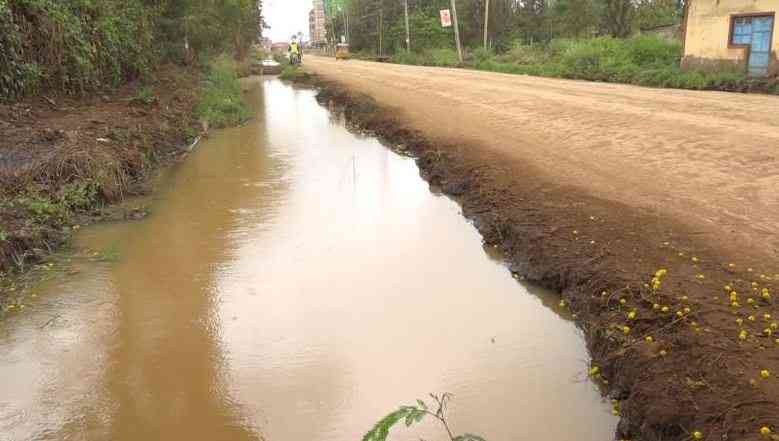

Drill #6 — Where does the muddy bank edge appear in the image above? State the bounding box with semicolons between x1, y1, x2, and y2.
0;66;208;298
289;74;779;441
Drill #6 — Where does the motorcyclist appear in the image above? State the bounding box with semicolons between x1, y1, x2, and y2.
288;39;302;64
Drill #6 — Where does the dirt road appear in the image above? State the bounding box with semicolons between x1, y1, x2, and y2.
305;57;779;262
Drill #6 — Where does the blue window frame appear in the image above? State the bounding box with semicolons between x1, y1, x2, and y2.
731;17;753;45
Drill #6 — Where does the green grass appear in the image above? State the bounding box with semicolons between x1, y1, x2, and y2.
391;48;460;67
195;56;251;128
279;65;311;82
390;36;777;94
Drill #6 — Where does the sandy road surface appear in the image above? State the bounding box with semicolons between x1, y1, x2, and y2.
305;57;779;261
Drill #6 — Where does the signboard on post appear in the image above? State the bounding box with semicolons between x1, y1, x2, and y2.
440;9;452;28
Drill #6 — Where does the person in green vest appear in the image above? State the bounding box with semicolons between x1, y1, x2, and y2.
288;39;302;64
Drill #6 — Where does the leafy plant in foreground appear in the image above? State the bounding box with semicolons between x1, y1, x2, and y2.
363;393;486;441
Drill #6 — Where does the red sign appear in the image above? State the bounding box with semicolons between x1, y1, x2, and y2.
440;9;452;28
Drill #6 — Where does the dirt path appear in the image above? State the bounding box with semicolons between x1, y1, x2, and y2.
299;60;779;441
305;57;779;262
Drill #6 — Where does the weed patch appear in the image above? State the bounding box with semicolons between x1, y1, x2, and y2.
195;56;250;128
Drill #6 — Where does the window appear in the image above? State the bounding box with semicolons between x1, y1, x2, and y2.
731;17;754;46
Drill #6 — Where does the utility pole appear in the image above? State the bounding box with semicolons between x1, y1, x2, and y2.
450;0;463;63
404;0;411;52
378;7;384;57
483;0;490;49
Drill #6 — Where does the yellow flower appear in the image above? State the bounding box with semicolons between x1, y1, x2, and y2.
739;330;748;340
684;307;691;314
692;430;703;439
736;318;744;325
589;366;600;376
724;285;733;291
627;311;637;320
659;349;667;356
760;369;770;379
764;314;772;321
748;315;756;322
645;336;654;343
622;326;631;334
653;303;661;310
747;298;755;304
662;306;670;313
764;329;772;337
760;426;771;437
619;298;627;305
771;322;778;330
692;257;699;263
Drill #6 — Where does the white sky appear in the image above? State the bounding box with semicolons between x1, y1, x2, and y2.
265;0;314;43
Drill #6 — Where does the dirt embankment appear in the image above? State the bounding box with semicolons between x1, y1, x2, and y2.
292;74;779;441
0;65;202;285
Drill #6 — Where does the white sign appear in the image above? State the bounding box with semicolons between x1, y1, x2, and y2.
440;9;452;28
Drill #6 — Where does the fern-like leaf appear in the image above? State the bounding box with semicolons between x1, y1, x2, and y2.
363;406;421;441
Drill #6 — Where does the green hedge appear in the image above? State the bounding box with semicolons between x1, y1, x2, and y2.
0;0;263;102
1;0;155;100
468;35;777;92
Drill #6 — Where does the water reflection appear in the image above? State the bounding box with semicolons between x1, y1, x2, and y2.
0;78;617;441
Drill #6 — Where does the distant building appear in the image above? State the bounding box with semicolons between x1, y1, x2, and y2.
309;0;327;46
682;1;777;77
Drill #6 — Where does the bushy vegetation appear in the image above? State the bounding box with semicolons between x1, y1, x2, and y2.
391;48;461;67
195;56;251;128
337;0;779;93
0;0;264;102
471;36;768;91
341;0;682;55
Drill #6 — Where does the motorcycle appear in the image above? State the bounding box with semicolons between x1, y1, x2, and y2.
290;52;301;66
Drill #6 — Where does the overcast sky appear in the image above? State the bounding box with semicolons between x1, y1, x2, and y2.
265;0;313;43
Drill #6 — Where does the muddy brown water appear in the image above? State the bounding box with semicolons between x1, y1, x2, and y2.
0;78;617;441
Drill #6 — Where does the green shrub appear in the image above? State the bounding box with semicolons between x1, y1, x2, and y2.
391;48;459;67
391;51;424;65
470;47;495;65
195;56;250;128
428;48;460;67
497;43;550;65
279;66;311;82
624;35;682;66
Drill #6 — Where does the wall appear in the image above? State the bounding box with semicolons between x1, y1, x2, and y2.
682;0;778;75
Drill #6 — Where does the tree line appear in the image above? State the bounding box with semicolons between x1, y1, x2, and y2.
335;0;684;55
0;0;264;101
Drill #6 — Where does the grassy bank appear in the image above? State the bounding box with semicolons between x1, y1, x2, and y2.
388;36;779;93
196;56;251;128
0;57;250;301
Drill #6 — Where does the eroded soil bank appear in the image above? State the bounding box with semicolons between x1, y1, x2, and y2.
0;65;202;290
294;74;779;441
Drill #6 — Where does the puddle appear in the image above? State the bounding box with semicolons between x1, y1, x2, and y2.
0;78;617;441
